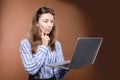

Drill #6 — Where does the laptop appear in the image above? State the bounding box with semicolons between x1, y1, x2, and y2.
47;37;103;70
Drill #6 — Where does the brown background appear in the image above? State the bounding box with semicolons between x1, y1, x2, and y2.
0;0;120;80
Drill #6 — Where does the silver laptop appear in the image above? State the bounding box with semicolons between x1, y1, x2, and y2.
47;37;103;70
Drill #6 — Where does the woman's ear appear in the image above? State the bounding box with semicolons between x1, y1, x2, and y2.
36;23;39;27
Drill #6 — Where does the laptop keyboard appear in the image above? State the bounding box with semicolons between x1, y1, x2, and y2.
59;63;70;67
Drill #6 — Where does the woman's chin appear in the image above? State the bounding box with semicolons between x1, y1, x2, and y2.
45;32;50;35
45;31;51;35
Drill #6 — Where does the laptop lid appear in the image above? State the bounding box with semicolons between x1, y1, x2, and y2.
46;37;103;70
68;37;103;70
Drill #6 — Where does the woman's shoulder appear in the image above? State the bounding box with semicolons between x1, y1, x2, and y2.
20;38;30;46
20;38;28;43
55;40;60;44
55;40;62;48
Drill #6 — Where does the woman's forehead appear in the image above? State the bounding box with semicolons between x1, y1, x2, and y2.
39;13;54;20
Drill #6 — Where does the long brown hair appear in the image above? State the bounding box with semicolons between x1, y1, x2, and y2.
27;7;56;54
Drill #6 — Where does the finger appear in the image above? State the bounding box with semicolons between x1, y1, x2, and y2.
47;36;50;41
41;29;45;36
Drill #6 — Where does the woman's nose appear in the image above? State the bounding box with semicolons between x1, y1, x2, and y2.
47;22;53;28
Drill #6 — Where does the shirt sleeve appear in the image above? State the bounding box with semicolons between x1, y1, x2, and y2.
55;41;64;62
54;41;66;79
19;39;48;75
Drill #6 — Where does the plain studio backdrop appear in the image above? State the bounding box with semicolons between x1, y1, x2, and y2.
0;0;120;80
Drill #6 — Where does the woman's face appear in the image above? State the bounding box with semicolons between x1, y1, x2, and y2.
37;13;54;35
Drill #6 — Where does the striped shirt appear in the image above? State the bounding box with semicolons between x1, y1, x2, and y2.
19;38;64;79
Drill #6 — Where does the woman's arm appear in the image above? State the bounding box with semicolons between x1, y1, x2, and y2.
54;41;67;80
19;39;48;75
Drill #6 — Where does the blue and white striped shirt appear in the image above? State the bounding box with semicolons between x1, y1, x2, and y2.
19;38;64;79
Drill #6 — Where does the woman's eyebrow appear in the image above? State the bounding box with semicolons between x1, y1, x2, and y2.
43;19;54;21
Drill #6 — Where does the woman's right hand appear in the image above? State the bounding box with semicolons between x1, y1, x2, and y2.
41;30;50;47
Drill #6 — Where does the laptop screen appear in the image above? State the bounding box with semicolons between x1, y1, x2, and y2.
69;37;103;69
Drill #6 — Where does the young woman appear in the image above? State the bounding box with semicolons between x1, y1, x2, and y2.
19;7;66;80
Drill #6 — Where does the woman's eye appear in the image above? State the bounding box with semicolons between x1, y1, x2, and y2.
43;21;48;23
51;21;54;23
